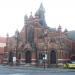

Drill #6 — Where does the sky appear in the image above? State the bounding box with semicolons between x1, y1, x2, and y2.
0;0;75;37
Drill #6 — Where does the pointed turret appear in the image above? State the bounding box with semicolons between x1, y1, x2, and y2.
35;3;47;27
6;33;9;47
58;24;62;32
29;12;33;19
64;28;68;33
35;3;45;16
24;14;28;25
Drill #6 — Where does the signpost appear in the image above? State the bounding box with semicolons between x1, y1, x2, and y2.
43;54;47;69
13;57;16;65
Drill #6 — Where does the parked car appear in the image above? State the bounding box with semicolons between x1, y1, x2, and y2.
64;61;75;68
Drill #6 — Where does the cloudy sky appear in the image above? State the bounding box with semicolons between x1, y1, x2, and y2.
0;0;75;37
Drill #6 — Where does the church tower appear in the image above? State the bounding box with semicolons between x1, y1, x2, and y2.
35;3;47;27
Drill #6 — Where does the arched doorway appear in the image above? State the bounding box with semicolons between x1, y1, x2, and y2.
71;56;75;61
8;51;13;64
25;51;31;63
17;52;21;64
50;50;56;64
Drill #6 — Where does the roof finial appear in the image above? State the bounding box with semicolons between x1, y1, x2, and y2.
58;24;62;32
31;12;32;15
29;12;33;19
6;33;9;37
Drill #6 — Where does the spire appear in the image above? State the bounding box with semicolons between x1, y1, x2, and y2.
24;14;28;20
6;33;9;48
29;12;33;19
15;29;19;39
24;14;28;25
39;3;45;13
35;3;45;16
58;24;62;32
35;3;47;27
64;28;68;33
6;33;9;37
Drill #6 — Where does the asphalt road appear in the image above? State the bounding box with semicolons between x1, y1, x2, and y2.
0;65;75;75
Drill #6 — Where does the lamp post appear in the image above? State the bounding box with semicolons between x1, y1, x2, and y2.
15;30;19;65
43;45;47;69
6;33;9;64
44;29;48;69
34;43;38;66
43;29;48;69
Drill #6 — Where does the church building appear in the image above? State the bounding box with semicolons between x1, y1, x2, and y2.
3;3;75;67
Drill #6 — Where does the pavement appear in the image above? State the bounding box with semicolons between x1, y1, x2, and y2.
0;65;75;75
1;64;75;72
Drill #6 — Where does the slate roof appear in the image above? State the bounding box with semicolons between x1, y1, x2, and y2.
65;31;75;41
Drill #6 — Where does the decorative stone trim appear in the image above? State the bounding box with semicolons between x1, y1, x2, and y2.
58;59;70;61
31;59;36;60
31;62;36;65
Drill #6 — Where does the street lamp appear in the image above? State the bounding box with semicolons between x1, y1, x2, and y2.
15;30;19;65
34;43;38;66
43;29;48;69
6;33;9;64
43;45;47;69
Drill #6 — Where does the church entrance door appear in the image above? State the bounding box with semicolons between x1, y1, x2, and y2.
50;50;56;64
25;51;31;63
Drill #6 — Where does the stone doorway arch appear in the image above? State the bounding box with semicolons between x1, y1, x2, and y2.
71;56;75;61
8;51;13;64
50;50;56;64
25;51;31;63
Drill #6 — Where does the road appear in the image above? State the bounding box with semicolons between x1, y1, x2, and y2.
0;65;75;75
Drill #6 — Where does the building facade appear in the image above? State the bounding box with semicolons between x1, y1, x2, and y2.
4;3;75;67
0;37;6;64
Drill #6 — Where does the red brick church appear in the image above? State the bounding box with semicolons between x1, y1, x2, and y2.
3;3;75;67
